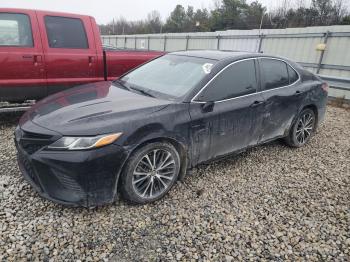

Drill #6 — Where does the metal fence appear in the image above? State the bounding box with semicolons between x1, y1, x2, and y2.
102;25;350;99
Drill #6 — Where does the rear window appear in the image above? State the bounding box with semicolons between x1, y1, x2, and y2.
260;59;289;90
0;13;33;47
44;16;88;49
288;65;299;84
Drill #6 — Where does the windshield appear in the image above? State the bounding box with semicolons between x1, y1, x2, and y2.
118;54;216;99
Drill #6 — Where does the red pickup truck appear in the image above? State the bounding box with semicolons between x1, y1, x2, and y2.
0;8;163;102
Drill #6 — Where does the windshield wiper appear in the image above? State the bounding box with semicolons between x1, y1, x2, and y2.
114;80;155;98
129;87;155;98
114;80;131;91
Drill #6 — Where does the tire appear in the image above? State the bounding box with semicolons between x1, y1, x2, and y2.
120;142;180;204
285;108;316;148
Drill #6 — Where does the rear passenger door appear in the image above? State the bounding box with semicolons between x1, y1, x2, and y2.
257;58;304;143
0;10;45;101
36;11;98;95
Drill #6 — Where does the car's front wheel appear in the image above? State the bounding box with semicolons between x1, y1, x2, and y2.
120;142;180;204
285;108;316;147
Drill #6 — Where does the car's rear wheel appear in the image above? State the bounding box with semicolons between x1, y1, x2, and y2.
120;142;180;204
285;108;316;147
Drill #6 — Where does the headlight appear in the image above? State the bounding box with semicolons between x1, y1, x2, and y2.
47;133;122;150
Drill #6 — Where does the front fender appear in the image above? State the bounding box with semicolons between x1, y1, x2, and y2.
123;123;189;153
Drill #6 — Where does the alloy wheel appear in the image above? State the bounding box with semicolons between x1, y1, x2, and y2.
295;112;314;145
132;149;176;199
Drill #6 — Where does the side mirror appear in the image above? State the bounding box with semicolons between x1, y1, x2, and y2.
201;101;214;113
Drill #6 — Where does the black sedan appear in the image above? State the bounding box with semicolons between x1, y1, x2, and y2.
15;51;328;207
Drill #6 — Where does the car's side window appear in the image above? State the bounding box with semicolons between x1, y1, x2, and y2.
196;59;257;102
44;16;88;49
0;13;33;47
260;59;289;90
287;65;299;84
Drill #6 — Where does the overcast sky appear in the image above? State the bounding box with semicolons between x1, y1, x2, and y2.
0;0;320;24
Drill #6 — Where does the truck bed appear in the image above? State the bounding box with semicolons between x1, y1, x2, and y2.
104;49;164;81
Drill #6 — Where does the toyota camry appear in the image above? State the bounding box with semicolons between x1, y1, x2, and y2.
15;50;328;207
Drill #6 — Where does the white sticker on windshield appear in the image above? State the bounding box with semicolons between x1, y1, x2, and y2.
202;63;213;74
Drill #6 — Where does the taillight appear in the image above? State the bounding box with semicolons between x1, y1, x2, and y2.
321;82;329;93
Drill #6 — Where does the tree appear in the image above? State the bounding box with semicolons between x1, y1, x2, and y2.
221;0;249;29
146;11;162;33
341;15;350;24
312;0;335;25
268;0;349;28
209;0;246;30
184;6;195;32
98;0;350;35
333;0;348;23
245;1;267;29
164;5;187;33
193;8;211;31
210;8;225;31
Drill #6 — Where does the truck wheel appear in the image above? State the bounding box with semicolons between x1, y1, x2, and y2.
120;142;180;204
285;108;316;148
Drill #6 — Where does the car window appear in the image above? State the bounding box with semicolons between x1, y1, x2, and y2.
196;59;257;102
0;13;33;47
260;59;289;90
119;55;216;99
288;65;299;84
44;16;88;49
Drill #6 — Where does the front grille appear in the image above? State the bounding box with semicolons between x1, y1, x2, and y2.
21;143;45;155
18;151;40;186
22;131;52;140
52;169;85;195
19;130;54;155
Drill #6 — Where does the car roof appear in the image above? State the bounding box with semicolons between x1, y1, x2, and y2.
169;50;261;61
0;8;92;19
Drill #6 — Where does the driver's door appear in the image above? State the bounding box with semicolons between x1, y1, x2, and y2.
189;58;265;165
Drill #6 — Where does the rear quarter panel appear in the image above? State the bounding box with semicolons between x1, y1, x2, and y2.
300;79;328;126
296;67;328;125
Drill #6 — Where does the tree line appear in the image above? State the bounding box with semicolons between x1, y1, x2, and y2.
99;0;350;35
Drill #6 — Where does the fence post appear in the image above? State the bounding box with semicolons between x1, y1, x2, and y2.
124;37;127;49
163;36;167;51
216;35;221;50
317;31;330;74
186;35;190;50
258;34;264;53
148;36;150;51
134;37;137;50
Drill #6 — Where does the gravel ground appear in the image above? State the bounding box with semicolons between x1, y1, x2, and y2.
0;106;349;261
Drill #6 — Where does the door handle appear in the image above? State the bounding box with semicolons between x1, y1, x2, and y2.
23;55;42;66
295;90;304;95
22;55;33;60
88;56;94;66
33;55;42;66
250;100;264;107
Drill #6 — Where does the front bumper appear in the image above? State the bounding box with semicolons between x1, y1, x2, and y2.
15;130;128;207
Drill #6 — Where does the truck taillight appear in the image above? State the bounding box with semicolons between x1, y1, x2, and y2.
321;83;329;93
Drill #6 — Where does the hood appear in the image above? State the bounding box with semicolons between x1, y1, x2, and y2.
22;81;171;136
